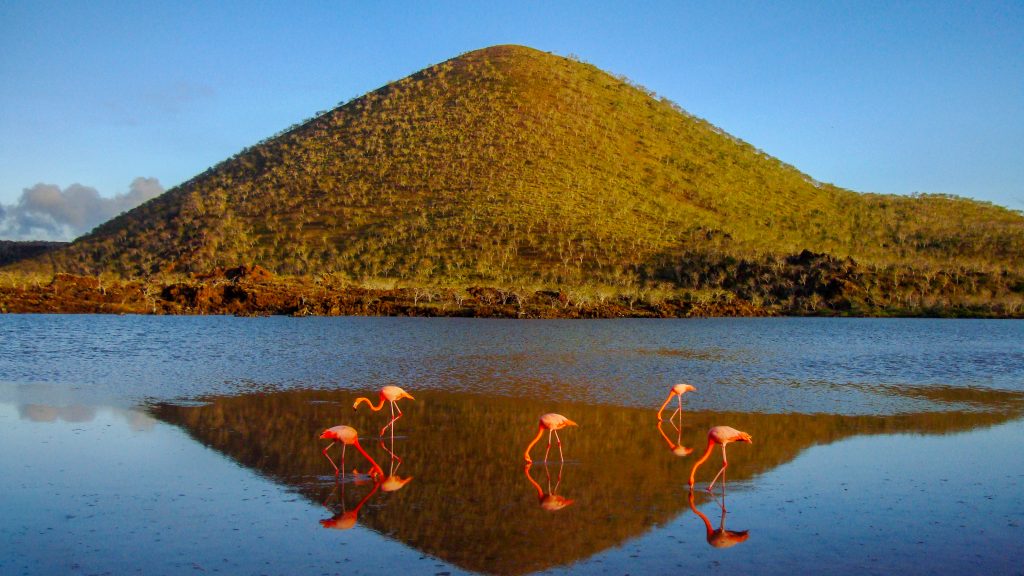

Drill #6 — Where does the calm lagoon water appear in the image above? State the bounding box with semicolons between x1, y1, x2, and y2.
1;316;1023;575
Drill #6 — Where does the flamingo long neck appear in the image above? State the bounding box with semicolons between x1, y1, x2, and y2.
524;465;545;500
656;421;676;449
354;440;383;477
354;478;381;513
656;393;675;420
689;438;716;487
688;491;715;539
524;426;545;461
354;396;386;411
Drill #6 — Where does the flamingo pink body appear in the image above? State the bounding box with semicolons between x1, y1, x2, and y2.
689;426;753;491
353;385;415;436
657;383;697;422
320;425;383;478
524;413;578;463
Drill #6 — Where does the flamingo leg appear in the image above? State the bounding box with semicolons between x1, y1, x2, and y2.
669;416;681;434
555;429;564;461
668;395;682;425
379;437;402;464
323;477;342;507
322;441;339;475
380;401;395;436
712;466;729;512
380;401;404;437
708;444;728;492
722;466;728;511
544;429;553;462
656;392;674;421
544;460;553;493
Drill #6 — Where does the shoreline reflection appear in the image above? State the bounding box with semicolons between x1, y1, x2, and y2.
149;388;1024;575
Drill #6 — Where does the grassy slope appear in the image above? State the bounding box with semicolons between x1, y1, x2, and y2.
13;45;1024;288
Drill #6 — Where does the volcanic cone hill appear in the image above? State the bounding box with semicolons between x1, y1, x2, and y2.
7;45;1024;314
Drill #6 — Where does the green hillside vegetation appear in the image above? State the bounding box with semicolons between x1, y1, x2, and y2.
6;45;1024;315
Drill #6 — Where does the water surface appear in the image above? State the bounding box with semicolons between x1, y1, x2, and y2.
1;316;1023;574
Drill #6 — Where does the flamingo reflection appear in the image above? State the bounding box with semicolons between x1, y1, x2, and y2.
320;476;382;530
524;461;574;511
656;420;694;457
688;490;749;548
524;413;578;463
378;433;413;493
320;425;384;479
656;383;696;423
353;385;415;437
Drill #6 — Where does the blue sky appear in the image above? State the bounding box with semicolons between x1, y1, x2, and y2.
1;1;1022;239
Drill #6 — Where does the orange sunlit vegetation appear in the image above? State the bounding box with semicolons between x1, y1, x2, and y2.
150;387;1024;575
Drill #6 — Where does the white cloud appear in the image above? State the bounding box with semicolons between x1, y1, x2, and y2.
0;177;164;241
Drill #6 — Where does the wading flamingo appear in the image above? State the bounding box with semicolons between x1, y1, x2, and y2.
524;461;574;511
689;426;752;492
320;425;383;479
688;490;749;548
524;413;577;463
657;383;697;423
353;385;415;437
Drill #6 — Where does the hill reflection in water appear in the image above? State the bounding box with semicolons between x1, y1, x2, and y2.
150;388;1024;575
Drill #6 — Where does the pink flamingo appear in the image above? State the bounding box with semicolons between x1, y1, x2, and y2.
524;413;578;463
689;426;753;491
656;383;697;422
319;425;383;479
353;385;415;436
